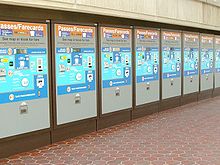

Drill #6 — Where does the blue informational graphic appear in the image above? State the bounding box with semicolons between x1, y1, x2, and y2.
136;47;159;83
201;48;213;74
184;48;199;76
102;47;132;88
0;48;48;104
215;50;220;73
162;47;181;79
56;48;96;95
55;24;96;95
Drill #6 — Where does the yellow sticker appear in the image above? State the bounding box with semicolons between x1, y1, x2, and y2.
60;56;67;60
1;58;9;63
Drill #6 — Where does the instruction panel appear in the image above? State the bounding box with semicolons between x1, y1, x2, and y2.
162;31;181;79
55;24;96;95
0;21;48;104
136;29;159;83
215;37;220;73
183;33;199;76
200;36;213;75
101;27;132;88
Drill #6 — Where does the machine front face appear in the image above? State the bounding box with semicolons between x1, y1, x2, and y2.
200;34;214;91
0;21;50;138
214;36;220;88
101;27;132;114
183;33;199;95
135;28;160;105
161;30;182;99
55;24;97;125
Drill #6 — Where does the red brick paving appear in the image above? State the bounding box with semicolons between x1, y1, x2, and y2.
1;97;220;165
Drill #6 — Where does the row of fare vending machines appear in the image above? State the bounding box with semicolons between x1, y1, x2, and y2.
0;20;220;140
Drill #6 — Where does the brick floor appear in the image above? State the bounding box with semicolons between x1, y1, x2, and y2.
1;97;220;165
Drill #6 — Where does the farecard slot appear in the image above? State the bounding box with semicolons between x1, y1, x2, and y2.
0;68;6;77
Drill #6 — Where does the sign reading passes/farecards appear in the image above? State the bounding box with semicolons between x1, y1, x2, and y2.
183;33;199;76
55;24;96;95
0;21;48;104
101;27;132;88
136;29;159;83
200;36;214;75
162;31;181;79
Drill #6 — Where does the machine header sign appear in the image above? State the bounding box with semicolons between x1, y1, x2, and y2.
101;27;132;88
55;24;96;95
0;21;48;104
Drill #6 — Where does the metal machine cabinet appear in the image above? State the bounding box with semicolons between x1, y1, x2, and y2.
54;24;97;125
200;34;214;91
135;28;160;105
0;21;50;138
101;27;132;114
214;36;220;88
183;32;199;95
161;30;182;99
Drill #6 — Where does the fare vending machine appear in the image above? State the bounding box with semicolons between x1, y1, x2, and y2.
55;24;97;125
214;36;220;88
183;32;199;95
200;34;214;91
0;21;50;138
101;27;132;114
135;28;160;105
161;30;182;99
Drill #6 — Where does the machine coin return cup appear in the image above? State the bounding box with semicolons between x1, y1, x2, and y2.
115;87;120;96
146;82;150;90
19;102;28;114
206;74;209;80
170;79;174;86
190;76;193;83
75;93;81;104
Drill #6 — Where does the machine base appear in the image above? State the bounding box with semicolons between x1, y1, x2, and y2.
159;96;181;112
97;109;131;130
52;117;97;143
181;92;198;105
198;89;213;101
132;102;159;120
213;87;220;97
0;129;51;159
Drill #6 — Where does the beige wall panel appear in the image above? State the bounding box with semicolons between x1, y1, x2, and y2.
178;0;203;23
203;3;220;27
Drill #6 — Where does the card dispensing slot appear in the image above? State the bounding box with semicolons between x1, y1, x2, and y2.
146;82;150;90
75;93;81;104
115;87;120;96
19;102;28;114
170;78;174;86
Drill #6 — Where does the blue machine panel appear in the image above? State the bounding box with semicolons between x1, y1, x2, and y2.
55;24;96;95
215;37;220;73
135;28;159;84
101;27;132;88
200;48;214;74
0;22;48;104
162;47;181;79
184;48;199;76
